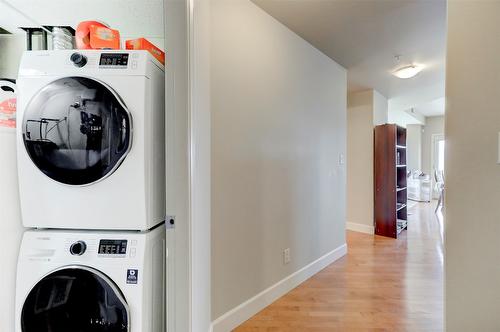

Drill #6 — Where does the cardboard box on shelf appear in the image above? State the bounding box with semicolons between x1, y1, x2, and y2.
126;38;165;65
76;21;120;50
89;25;120;50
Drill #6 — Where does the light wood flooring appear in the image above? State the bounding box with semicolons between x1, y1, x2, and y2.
235;203;444;331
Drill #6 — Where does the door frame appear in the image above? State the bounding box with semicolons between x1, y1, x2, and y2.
165;1;211;331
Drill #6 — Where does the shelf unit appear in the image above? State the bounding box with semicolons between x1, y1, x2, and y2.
374;124;408;238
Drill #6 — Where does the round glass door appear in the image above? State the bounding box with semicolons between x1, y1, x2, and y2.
22;77;131;185
21;267;129;332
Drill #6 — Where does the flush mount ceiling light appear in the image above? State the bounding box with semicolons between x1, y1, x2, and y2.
392;64;424;79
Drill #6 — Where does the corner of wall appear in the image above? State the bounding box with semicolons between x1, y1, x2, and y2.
347;89;378;231
372;89;388;126
346;221;374;234
211;244;347;332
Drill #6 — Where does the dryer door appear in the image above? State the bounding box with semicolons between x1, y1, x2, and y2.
22;76;132;186
21;266;130;332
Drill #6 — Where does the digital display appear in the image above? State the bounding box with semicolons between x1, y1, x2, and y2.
98;239;128;255
99;53;129;67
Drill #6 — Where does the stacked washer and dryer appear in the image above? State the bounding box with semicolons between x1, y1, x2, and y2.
14;50;168;332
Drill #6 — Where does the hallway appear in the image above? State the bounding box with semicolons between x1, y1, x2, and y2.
235;203;444;331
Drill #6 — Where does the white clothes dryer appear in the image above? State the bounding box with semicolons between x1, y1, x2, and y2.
16;50;165;230
15;223;166;332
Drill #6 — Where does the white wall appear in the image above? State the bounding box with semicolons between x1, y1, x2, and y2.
211;0;347;326
0;128;24;332
446;2;500;330
346;89;388;233
388;108;425;127
406;124;423;172
405;117;445;177
0;34;25;332
421;115;444;176
0;34;65;80
373;90;388;126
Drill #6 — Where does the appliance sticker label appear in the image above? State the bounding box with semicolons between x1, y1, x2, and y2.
0;98;16;114
127;269;139;284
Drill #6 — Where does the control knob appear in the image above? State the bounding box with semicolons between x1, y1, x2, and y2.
70;53;87;67
70;241;87;256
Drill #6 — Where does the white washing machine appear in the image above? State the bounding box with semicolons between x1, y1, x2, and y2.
16;50;165;230
15;224;166;332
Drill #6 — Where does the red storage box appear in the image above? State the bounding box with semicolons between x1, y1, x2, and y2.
126;38;165;65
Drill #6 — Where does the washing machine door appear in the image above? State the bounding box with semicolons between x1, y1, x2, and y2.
22;76;132;185
21;266;130;332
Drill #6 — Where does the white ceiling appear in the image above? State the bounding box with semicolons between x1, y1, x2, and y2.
0;0;164;39
0;0;446;115
414;97;445;117
252;0;447;115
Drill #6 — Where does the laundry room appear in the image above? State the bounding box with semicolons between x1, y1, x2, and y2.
0;1;188;331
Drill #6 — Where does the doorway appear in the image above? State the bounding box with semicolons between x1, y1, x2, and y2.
432;134;445;199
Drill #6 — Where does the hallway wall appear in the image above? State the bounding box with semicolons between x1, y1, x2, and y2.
211;0;347;325
446;1;500;330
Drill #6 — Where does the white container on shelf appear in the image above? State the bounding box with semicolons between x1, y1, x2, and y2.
52;27;74;50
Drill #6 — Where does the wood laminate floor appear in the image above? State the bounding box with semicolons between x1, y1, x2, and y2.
235;202;444;332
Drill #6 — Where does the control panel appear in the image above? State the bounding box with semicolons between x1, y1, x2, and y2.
21;231;145;263
98;239;128;256
64;238;137;258
99;53;129;68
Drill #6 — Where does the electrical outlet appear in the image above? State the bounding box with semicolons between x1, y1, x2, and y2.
283;248;291;265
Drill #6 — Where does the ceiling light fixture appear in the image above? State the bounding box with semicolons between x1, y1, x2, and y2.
392;64;424;79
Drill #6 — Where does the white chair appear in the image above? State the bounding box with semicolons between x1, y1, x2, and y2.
434;170;445;212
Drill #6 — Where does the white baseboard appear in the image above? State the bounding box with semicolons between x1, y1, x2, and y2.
210;243;348;332
346;221;374;234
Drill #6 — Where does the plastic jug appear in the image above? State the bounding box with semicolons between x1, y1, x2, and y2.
0;79;16;128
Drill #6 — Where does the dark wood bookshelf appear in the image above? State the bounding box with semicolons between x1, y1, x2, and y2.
374;124;408;238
